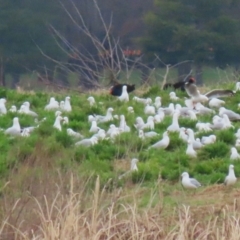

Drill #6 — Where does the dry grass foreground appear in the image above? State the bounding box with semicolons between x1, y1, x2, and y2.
0;155;240;240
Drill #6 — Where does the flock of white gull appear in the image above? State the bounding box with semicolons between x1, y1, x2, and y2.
2;82;240;190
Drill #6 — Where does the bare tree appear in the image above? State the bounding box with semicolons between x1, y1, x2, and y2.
35;0;151;91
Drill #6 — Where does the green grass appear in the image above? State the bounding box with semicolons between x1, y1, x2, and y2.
0;67;240;191
1;75;240;238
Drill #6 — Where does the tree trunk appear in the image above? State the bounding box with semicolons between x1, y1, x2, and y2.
177;62;192;82
0;58;5;87
79;69;98;89
195;64;203;85
55;67;69;86
140;65;149;84
11;73;20;89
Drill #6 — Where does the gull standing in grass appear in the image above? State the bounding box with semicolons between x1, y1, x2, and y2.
194;103;215;115
93;129;106;140
23;101;38;117
94;107;114;123
62;116;69;125
53;115;63;131
63;96;72;112
169;92;179;101
144;116;155;130
144;104;156;115
89;120;100;133
159;103;175;116
18;104;26;113
210;115;227;130
5;117;21;136
148;131;170;150
175;104;191;117
118;158;138;179
87;96;96;106
181;172;201;189
75;136;98;147
9;105;17;113
133;96;152;105
127;106;134;113
201;135;216;145
107;124;121;140
67;128;84;139
219;107;240;121
119;115;130;132
138;129;159;140
224;164;237;186
134;116;145;130
230;147;240;160
21;128;30;137
167;110;180;132
221;114;234;129
196;122;212;132
235;139;240;147
236;82;240;91
154;96;162;108
55;110;62;117
209;98;225;108
185;128;203;149
235;129;240;139
179;127;188;143
118;85;129;102
186;140;197;158
0;98;7;115
60;101;65;110
154;109;165;123
45;97;59;110
22;125;39;134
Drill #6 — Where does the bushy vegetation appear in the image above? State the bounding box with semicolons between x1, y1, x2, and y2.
0;82;239;188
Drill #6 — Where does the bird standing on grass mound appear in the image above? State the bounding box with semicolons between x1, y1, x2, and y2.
63;96;72;112
186;140;197;158
45;97;59;111
23;101;38;117
230;147;240;160
87;96;96;107
118;85;129;102
118;158;138;179
5;117;21;136
224;164;237;186
53;115;63;131
181;172;201;189
167;110;180;132
67;128;84;139
75;136;98;147
148;131;170;150
219;107;240;121
110;83;135;96
0;98;7;115
94;107;114;123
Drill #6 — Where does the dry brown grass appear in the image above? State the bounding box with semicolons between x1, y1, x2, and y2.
1;157;240;240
